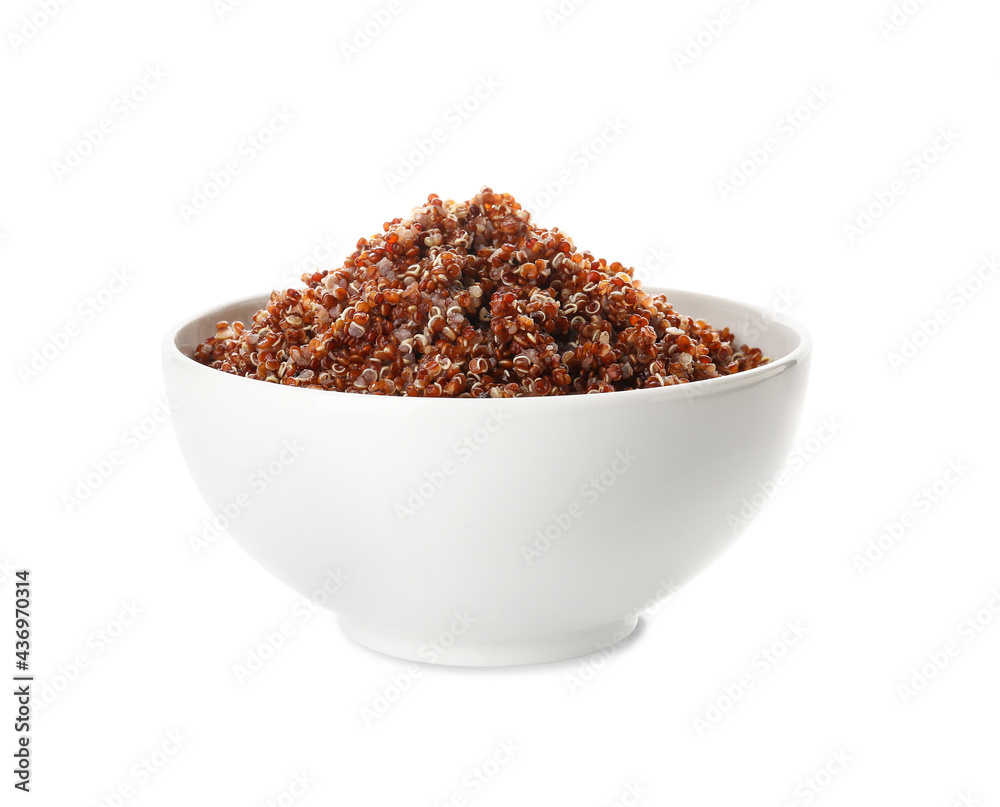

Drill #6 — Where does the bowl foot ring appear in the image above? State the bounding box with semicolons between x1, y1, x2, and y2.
337;614;640;667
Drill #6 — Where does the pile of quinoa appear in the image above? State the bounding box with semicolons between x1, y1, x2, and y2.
195;188;767;397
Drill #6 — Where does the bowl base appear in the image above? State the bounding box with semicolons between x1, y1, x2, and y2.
337;615;640;667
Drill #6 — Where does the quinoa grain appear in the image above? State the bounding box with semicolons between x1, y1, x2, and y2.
195;189;768;396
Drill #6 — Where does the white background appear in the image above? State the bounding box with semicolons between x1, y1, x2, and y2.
4;0;999;804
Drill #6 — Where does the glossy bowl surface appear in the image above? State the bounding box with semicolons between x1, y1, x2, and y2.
162;287;811;665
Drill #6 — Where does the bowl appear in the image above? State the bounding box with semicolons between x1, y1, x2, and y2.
162;287;811;666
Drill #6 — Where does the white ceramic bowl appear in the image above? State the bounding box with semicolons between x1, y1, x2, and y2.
163;287;811;666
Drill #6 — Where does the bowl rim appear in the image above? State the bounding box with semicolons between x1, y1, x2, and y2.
162;285;812;406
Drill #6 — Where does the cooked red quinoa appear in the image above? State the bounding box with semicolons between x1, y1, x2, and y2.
194;188;768;397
